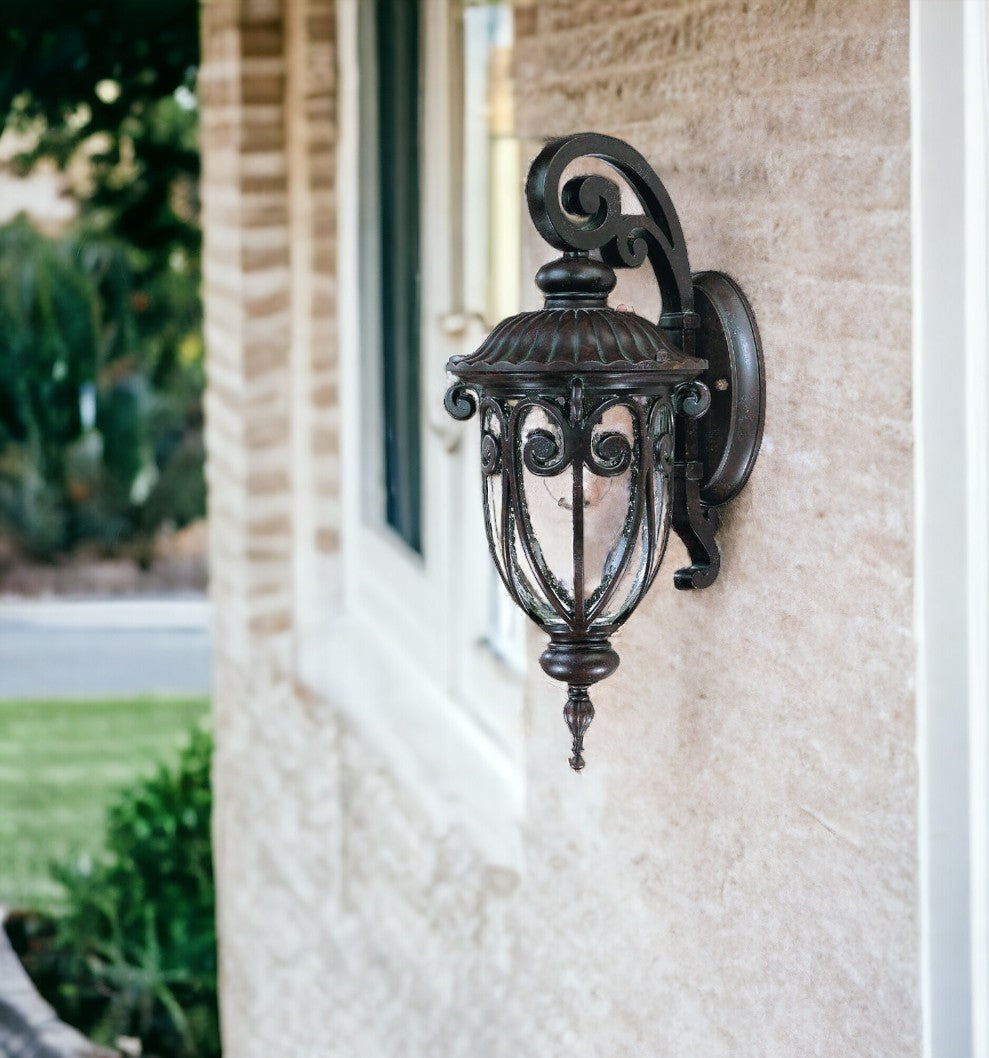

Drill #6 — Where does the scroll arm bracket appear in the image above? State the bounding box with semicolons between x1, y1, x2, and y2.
670;271;766;589
671;399;721;590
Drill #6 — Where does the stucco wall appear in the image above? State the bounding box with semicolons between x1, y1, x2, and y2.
509;2;916;1053
202;1;917;1056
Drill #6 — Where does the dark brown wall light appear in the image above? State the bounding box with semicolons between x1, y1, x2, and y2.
445;133;765;770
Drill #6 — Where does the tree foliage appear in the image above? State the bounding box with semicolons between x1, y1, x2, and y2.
0;0;200;264
0;1;204;560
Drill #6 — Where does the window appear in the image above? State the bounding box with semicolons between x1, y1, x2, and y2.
332;0;526;861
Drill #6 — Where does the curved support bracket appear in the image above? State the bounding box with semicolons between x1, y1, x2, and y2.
522;135;765;592
671;271;765;590
500;132;766;597
525;133;696;348
672;457;721;590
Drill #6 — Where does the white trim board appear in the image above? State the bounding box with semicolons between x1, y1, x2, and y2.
912;2;989;1056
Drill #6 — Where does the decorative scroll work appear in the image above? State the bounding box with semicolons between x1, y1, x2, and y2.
588;429;632;476
448;380;675;637
443;380;477;421
674;379;712;419
479;431;501;475
521;397;574;477
524;132;695;326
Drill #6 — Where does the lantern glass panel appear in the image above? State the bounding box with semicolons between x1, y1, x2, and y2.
595;439;671;625
478;392;677;634
582;403;638;604
516;405;577;610
481;401;562;628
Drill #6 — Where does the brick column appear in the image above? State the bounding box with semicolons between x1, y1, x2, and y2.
199;3;339;1055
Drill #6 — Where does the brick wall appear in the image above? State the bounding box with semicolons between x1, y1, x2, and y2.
199;2;341;1055
201;1;918;1056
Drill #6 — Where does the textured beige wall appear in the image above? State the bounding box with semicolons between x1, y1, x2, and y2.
202;1;917;1056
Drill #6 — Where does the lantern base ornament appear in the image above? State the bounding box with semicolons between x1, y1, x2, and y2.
563;688;594;772
540;635;619;772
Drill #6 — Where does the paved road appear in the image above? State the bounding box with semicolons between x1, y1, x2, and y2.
0;597;211;699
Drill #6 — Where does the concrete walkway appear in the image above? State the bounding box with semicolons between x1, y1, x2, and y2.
0;597;211;699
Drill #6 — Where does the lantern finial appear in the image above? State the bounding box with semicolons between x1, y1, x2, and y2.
564;688;594;772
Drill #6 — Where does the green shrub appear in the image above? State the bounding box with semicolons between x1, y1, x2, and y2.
0;216;206;560
17;729;220;1058
0;443;67;559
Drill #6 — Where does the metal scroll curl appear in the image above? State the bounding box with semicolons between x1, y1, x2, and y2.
523;428;571;477
524;132;695;324
480;431;501;475
674;379;712;419
587;429;633;477
444;381;478;421
520;400;577;478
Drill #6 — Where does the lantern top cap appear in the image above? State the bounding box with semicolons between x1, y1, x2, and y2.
446;252;705;387
535;252;616;307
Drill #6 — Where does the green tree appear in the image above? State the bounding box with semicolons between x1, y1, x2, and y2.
0;0;200;263
0;1;205;559
0;219;99;481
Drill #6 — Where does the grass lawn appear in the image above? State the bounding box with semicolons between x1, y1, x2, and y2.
0;696;209;912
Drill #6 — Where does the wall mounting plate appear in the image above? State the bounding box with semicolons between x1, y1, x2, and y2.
692;270;766;508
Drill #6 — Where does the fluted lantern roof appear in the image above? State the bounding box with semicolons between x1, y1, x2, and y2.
447;252;705;390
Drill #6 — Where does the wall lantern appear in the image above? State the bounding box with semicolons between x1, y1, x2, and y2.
445;133;765;770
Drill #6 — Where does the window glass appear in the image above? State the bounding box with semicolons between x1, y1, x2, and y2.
363;0;422;553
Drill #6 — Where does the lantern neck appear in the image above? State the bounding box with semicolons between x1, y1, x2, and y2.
535;252;616;309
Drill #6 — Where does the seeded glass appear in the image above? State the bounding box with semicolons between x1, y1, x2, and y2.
478;393;674;637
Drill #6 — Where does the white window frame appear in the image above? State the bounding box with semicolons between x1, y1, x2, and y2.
298;0;525;865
